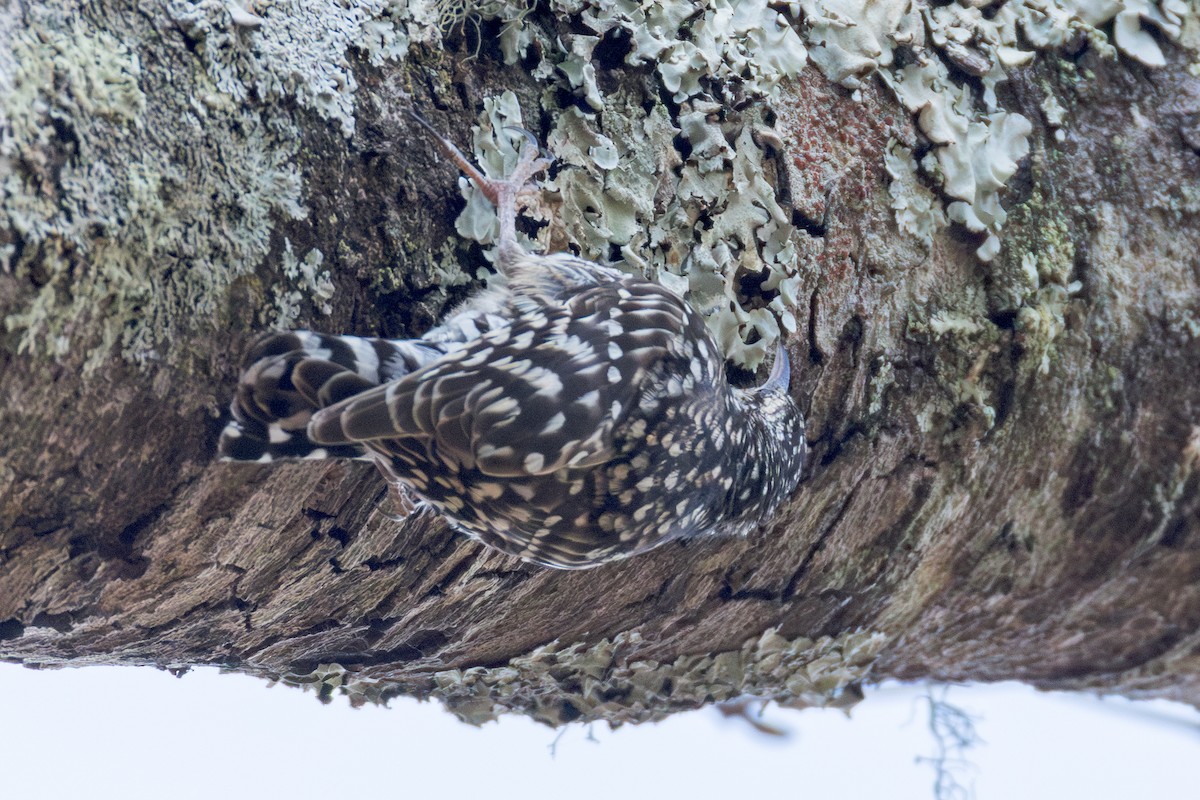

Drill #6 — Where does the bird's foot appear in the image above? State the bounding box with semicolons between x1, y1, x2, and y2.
409;109;549;260
380;480;421;522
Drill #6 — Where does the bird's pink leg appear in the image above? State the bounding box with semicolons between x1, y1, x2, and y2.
409;110;549;265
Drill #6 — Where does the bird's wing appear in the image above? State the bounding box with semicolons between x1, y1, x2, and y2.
310;279;689;477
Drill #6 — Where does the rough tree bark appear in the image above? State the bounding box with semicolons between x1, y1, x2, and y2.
2;1;1199;725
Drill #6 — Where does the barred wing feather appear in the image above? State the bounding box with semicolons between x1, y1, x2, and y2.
309;279;690;478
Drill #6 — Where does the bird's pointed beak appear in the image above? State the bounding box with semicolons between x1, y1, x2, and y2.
762;342;790;392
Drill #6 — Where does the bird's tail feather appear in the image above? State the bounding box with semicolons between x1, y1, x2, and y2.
219;330;443;462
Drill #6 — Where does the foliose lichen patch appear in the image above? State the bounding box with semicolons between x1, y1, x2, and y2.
4;5;307;370
3;1;1196;374
440;0;1198;365
271;240;334;328
275;626;887;724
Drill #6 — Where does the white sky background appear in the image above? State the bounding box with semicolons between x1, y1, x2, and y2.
1;666;1197;799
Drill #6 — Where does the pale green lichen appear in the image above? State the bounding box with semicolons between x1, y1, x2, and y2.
450;85;801;368
459;0;1197;367
798;0;921;91
551;104;651;251
1104;0;1189;67
806;1;1196;261
430;627;886;725
10;0;1196;374
271;240;334;328
885;140;947;249
1041;94;1066;127
867;359;895;416
270;628;887;724
882;58;1033;262
2;1;430;372
166;0;413;138
528;0;810;103
557;34;605;110
929;311;985;337
274;661;385;705
3;6;314;370
997;188;1081;374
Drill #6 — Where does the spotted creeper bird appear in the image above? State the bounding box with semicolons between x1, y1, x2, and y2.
219;111;806;568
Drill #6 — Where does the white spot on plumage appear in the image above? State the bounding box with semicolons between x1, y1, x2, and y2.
346;337;381;382
472;482;504;500
477;443;515;460
457;318;482;339
503;359;533;377
555;334;593;358
461;347;495;368
484;396;520;417
297;332;324;350
510;482;537;501
530;367;564;397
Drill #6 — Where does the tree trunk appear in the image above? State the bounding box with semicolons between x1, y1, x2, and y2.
2;1;1199;725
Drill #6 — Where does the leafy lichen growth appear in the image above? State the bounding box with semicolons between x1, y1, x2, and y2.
271;240;334;329
274;626;887;725
885;140;948;250
996;186;1081;375
3;7;310;371
5;1;1196;374
168;0;414;138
